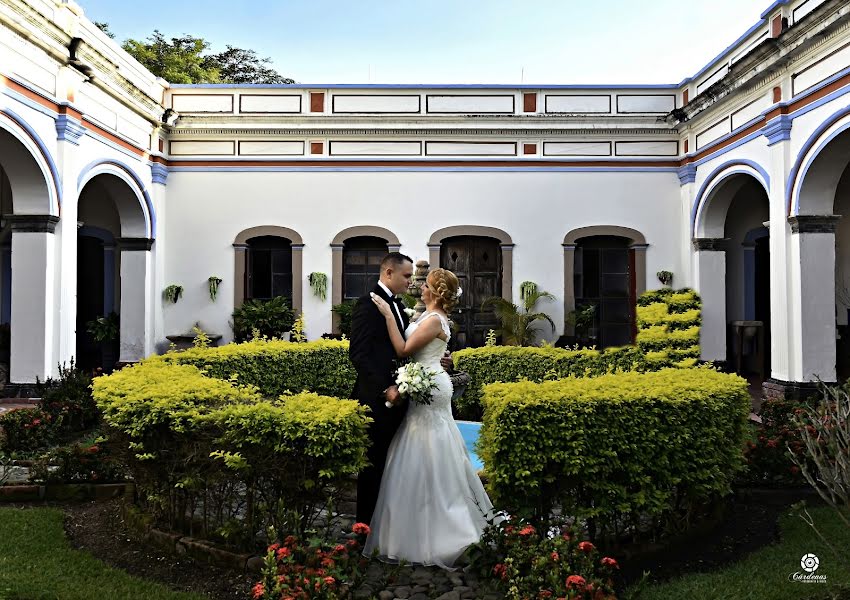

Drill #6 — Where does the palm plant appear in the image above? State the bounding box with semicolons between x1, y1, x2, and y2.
481;286;556;346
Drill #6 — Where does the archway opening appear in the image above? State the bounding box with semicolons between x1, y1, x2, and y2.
246;235;293;301
343;236;388;301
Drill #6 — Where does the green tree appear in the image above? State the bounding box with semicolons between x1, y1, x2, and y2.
122;31;220;84
203;45;294;84
481;286;556;346
93;22;114;39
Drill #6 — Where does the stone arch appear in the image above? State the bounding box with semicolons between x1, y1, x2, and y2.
426;225;513;301
562;225;648;339
330;226;402;317
0;109;60;215
233;226;304;313
77;159;155;239
692;160;770;239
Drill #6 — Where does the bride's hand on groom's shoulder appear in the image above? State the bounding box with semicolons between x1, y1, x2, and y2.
369;292;392;318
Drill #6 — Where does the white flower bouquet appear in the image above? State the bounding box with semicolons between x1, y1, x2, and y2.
385;361;438;408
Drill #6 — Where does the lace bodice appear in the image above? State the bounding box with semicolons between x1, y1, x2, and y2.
405;312;451;369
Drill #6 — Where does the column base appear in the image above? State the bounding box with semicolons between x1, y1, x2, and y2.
761;378;831;402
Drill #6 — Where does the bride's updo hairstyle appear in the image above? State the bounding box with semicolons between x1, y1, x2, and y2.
427;268;460;313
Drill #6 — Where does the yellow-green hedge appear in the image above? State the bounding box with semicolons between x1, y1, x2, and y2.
636;288;702;367
92;359;369;549
452;345;647;420
156;338;355;399
478;367;750;534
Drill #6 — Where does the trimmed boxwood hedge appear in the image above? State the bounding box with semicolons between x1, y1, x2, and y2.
636;288;702;368
92;358;369;550
478;367;750;538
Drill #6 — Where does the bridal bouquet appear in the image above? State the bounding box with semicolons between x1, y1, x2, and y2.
386;362;438;408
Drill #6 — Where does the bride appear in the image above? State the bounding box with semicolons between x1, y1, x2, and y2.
363;267;498;568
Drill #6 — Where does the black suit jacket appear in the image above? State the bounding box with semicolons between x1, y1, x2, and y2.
349;284;410;410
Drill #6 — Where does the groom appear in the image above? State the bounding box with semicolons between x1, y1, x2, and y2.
349;252;414;526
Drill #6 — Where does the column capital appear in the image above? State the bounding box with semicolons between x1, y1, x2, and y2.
561;243;577;251
117;237;154;251
764;114;793;146
4;215;60;233
330;243;344;251
290;243;305;251
788;214;841;233
55;114;85;145
150;162;169;186
500;243;515;250
629;243;650;251
677;163;697;185
692;237;725;251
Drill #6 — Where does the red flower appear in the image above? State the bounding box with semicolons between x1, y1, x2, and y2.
562;532;572;541
252;582;265;599
504;525;514;534
519;525;536;536
333;543;346;554
578;541;595;553
87;445;99;453
324;576;336;585
493;563;507;579
550;551;559;562
566;575;586;589
276;547;291;559
766;439;778;449
321;557;335;568
346;539;359;549
790;465;800;475
32;418;42;426
601;556;619;569
538;591;553;598
268;542;280;553
284;535;298;547
352;522;371;536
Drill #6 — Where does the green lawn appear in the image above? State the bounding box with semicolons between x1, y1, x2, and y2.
631;505;850;600
0;507;205;600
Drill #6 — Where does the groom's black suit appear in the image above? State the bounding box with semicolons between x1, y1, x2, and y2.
349;283;410;526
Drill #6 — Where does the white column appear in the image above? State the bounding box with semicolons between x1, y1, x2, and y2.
692;238;726;361
149;162;167;354
8;216;59;383
118;238;153;363
788;216;839;382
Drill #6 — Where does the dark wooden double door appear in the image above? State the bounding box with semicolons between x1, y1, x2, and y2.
440;236;501;348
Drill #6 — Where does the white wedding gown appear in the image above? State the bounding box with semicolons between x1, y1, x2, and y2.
363;312;498;569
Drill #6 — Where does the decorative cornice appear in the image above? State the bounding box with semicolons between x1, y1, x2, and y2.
692;237;725;251
55;114;85;145
3;215;60;233
117;237;154;251
677;163;697;185
169;127;679;137
788;215;841;233
763;114;792;145
150;163;168;186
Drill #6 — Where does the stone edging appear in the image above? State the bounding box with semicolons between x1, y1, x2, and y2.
120;501;264;573
0;482;133;502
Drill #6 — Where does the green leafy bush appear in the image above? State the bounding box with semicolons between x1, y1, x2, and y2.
0;407;58;452
331;299;356;337
636;288;702;368
740;397;810;487
92;360;370;550
158;338;355;399
478;368;750;540
37;361;98;432
452;345;646;421
231;296;294;342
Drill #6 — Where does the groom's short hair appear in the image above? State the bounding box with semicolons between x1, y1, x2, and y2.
380;252;413;270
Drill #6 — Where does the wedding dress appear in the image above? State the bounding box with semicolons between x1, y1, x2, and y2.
363;312;498;568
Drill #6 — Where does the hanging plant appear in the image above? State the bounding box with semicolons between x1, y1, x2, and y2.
208;276;223;301
520;281;538;301
164;284;183;304
308;272;328;301
657;270;674;287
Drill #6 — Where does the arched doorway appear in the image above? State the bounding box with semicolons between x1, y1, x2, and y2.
790;120;850;383
77;167;153;368
233;226;304;313
693;163;771;379
0;113;61;384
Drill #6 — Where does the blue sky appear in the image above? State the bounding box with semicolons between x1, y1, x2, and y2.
78;0;767;85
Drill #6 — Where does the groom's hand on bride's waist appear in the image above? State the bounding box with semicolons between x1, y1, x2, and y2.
440;351;453;372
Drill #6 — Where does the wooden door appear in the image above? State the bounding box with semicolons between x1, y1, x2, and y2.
440;236;501;348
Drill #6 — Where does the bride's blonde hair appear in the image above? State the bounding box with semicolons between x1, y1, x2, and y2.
427;268;460;313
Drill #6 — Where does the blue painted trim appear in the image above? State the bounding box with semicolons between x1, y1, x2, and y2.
168;83;680;89
1;86;58;120
678;164;697;185
150;163;168;185
55;114;85;145
784;65;850;119
764;114;793;145
77;159;157;239
691;159;771;238
693;129;766;169
0;108;62;214
787;102;850;216
168;165;680;173
760;0;788;19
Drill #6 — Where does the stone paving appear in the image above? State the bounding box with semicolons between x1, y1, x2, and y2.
0;398;38;416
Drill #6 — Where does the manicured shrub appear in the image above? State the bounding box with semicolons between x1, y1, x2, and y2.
93;360;370;550
0;407;58;452
36;361;97;432
635;288;702;368
478;367;750;540
158;338;356;399
452;345;647;421
231;296;295;342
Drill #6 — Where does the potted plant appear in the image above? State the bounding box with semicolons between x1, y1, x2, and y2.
231;296;294;342
657;270;674;287
166;322;223;350
85;312;119;371
164;284;183;304
481;282;556;346
208;276;223;301
308;272;328;301
566;303;597;348
330;299;357;338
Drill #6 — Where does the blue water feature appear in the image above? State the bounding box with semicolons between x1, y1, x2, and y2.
456;420;483;471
